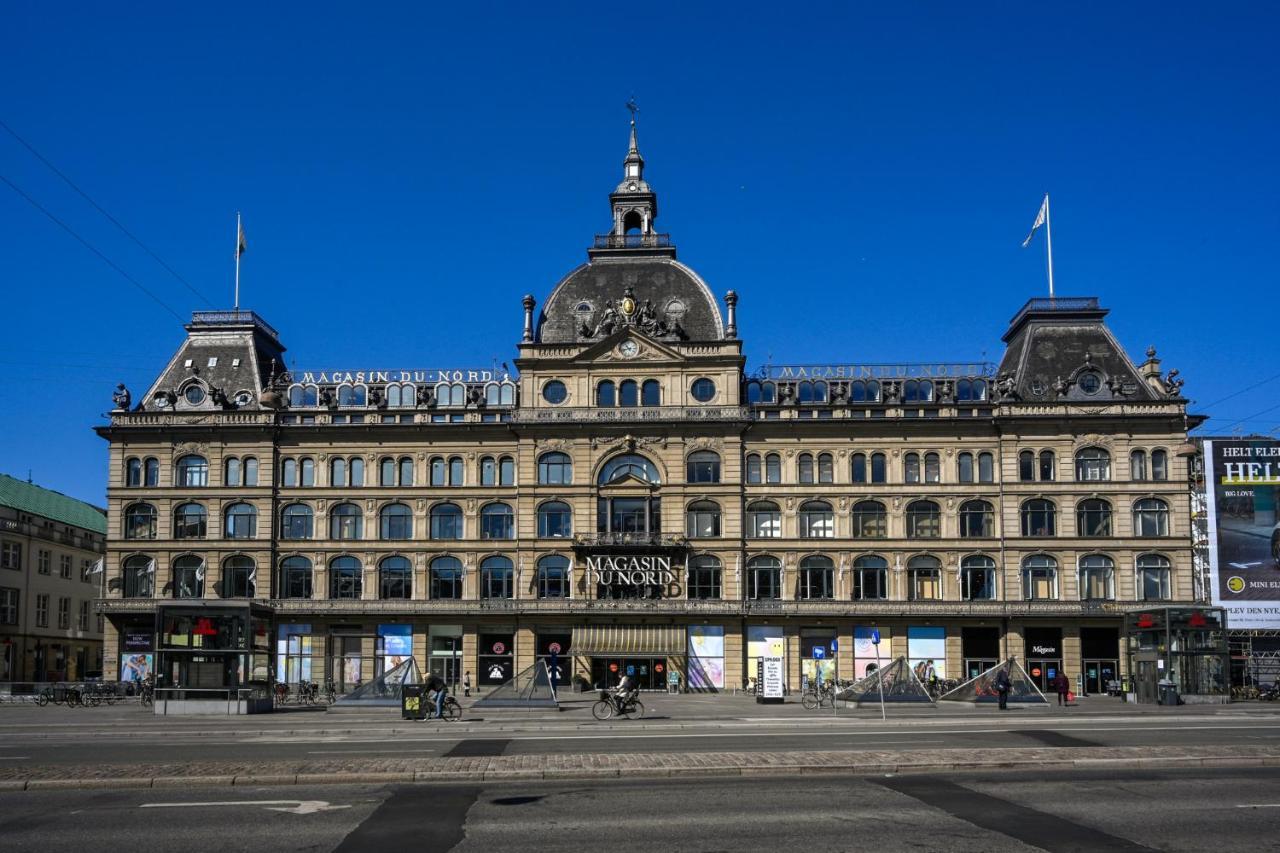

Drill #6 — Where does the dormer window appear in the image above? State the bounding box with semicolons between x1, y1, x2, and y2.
1078;372;1102;394
183;359;193;368
207;357;218;367
183;385;206;405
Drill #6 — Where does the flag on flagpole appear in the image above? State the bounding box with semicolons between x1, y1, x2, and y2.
237;219;248;258
1022;194;1048;247
87;558;104;575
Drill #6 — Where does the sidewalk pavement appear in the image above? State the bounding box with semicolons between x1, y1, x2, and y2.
3;743;1278;792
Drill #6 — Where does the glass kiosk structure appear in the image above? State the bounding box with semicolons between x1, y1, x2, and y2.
154;601;273;714
1125;607;1229;704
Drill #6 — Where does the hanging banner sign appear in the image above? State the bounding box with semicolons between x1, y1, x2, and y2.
1205;439;1280;629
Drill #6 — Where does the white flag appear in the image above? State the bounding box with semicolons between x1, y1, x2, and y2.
1022;194;1048;247
87;558;104;575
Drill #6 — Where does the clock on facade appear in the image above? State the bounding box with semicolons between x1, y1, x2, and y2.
618;340;640;358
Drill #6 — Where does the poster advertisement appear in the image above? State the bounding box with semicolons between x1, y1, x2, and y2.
761;656;784;698
1205;439;1280;629
800;635;836;686
746;626;784;691
379;624;413;670
120;652;153;683
854;626;885;679
688;625;725;690
907;626;946;681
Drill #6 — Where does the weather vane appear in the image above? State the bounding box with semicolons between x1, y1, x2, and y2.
626;96;639;121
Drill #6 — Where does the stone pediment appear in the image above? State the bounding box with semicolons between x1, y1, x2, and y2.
597;472;660;492
571;329;685;365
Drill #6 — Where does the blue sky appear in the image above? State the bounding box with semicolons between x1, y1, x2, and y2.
2;4;1278;505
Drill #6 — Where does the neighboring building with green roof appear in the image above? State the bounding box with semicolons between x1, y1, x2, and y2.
0;473;106;681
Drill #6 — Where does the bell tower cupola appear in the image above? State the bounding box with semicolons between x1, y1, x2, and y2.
591;102;674;259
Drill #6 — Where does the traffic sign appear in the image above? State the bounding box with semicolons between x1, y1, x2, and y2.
831;638;838;652
871;629;881;645
812;647;825;660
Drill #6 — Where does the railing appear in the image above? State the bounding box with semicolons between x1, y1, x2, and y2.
190;310;280;339
1007;296;1101;329
514;405;750;424
592;233;672;250
573;532;688;549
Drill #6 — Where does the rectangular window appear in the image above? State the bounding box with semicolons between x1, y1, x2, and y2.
0;587;18;624
38;549;51;574
60;554;72;579
78;600;90;631
80;560;93;582
58;597;71;629
36;593;49;627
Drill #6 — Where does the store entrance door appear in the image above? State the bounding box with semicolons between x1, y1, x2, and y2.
1083;659;1117;695
1026;659;1061;692
965;659;998;680
591;657;666;690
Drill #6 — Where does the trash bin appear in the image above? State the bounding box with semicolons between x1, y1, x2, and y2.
402;683;426;720
1157;679;1180;706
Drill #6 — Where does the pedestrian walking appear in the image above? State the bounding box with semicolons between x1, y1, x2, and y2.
995;666;1011;711
1053;672;1071;706
463;670;472;698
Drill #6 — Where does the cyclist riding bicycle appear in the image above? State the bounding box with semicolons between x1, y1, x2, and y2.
613;673;638;711
423;672;448;719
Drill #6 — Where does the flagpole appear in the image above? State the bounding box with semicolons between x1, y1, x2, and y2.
1044;194;1055;300
234;211;241;311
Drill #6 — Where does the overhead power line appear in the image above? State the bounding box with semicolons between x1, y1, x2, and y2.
0;172;184;322
1191;370;1280;415
0;117;213;307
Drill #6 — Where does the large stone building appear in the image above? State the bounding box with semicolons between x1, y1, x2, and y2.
96;123;1201;698
1;474;106;681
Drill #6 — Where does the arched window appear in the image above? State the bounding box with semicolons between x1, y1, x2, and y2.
124;503;156;540
746;453;762;484
819;452;836;483
1133;498;1169;537
279;556;313;600
349;457;364;487
747;500;781;538
956;378;988;401
430;556;463;599
799;555;834;599
379;457;396;487
904;452;920;484
282;457;298;487
1019;450;1035;482
399;457;414;487
958;500;994;538
379;556;412;599
1076;499;1113;537
797;453;814;484
1039;450;1056;481
903;380;933;403
450;383;466;406
599;453;660;484
449;456;464;486
765;453;782;484
851;500;886;539
687;451;720;484
746;555;781;600
288;385;318;407
280;503;313;540
122;555;154;598
480;456;497;486
330;457;347;487
225;457;242;487
430;503;463;540
851;452;867;483
329;556;362;599
379;503;413;540
223;502;257;539
1151;449;1169;481
176;454;208;487
797;381;814;403
126;457;143;487
386;384;402;408
481;555;513;600
1075;447;1111;482
1138;554;1172;600
870;452;887;483
799;500;834;538
330;503;363;540
173;503;207;539
962;555;996;600
337;384;367;406
538;452;572;485
853;555;888;600
481;502;514;539
958;452;975;484
1022;555;1058;600
537;555;569;599
906;499;941;538
908;555;942;600
596;380;616;407
221;556;255;598
1080;554;1115;601
1021;499;1057;537
1130;449;1148;481
619;379;639;407
686;500;721;538
537;501;572;538
430;456;447;486
978;452;994;483
688;555;721;599
300;457;315;487
172;555;204;599
924;452;941;484
499;456;515;485
641;379;661;406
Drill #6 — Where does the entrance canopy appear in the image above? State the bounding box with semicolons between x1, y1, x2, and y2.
571;624;686;656
938;657;1047;704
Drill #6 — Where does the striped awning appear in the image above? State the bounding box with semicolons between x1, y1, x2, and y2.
571;624;687;656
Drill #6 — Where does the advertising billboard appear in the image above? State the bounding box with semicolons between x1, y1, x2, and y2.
1205;439;1280;629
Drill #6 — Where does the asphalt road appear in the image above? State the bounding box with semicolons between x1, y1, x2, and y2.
3;767;1279;852
2;703;1279;766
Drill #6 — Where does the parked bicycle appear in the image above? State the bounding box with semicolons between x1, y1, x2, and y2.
592;690;645;720
801;680;838;710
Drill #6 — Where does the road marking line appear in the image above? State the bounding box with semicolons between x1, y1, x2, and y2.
141;800;350;814
1236;804;1280;808
0;756;31;760
303;736;949;754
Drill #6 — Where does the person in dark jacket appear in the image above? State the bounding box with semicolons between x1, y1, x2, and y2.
1053;672;1071;706
424;672;447;719
995;666;1011;710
